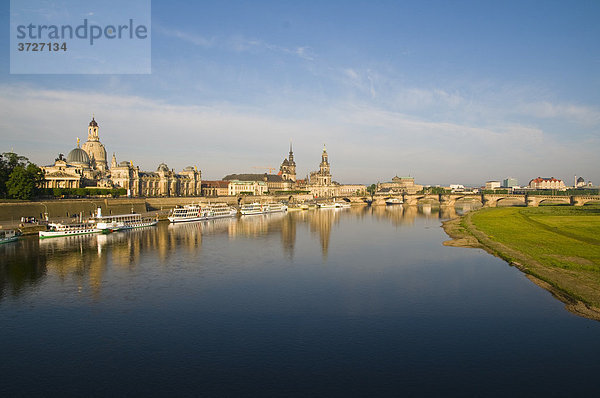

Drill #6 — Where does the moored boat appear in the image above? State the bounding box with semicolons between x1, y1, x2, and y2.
39;222;101;239
334;201;351;208
317;202;337;209
0;229;19;244
168;203;237;223
92;208;158;232
169;204;204;223
385;197;403;205
240;202;288;215
204;203;238;219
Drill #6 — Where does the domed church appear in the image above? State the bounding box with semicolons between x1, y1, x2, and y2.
81;117;108;172
41;116;202;196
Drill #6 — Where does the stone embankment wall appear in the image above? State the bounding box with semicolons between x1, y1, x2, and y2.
0;198;147;223
0;194;317;223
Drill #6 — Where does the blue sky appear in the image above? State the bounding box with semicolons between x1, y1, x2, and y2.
1;0;599;186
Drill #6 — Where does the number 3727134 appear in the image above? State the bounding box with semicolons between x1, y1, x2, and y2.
17;42;67;51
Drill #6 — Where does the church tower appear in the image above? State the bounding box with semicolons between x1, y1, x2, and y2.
318;144;331;186
280;141;297;182
81;116;108;173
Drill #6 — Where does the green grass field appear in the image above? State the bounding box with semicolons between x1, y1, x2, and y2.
467;205;600;309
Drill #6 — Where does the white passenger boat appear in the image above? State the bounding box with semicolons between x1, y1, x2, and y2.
39;222;101;239
0;229;19;244
334;201;351;208
317;202;337;209
92;208;158;232
385;198;403;205
168;203;237;223
205;203;238;219
240;202;288;215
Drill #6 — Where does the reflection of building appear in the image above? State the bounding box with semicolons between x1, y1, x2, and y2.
41;117;202;196
377;176;422;195
529;177;566;190
307;145;366;197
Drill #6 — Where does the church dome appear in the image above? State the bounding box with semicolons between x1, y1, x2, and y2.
577;177;585;183
67;147;90;165
157;163;169;172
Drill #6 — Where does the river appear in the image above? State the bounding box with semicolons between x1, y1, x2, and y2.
1;205;599;396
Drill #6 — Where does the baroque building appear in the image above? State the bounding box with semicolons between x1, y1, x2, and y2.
81;117;108;173
306;145;366;197
376;176;423;194
41;117;201;196
279;141;296;182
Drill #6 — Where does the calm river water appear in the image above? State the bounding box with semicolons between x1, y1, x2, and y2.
1;205;599;397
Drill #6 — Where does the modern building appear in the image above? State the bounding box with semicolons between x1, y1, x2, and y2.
502;177;518;188
528;177;566;190
485;181;501;190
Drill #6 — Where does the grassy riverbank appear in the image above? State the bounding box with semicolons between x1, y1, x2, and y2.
443;205;600;320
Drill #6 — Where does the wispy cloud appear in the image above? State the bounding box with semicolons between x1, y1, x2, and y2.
519;101;600;126
156;26;315;61
155;26;216;47
2;84;596;185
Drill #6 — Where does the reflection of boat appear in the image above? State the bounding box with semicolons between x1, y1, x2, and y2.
39;222;101;239
0;229;19;244
334;201;351;208
169;203;237;223
240;202;288;215
385;198;403;205
92;208;158;232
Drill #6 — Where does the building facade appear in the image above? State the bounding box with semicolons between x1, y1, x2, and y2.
306;145;366;197
201;181;230;197
228;180;268;196
485;181;501;190
528;177;566;190
42;117;201;197
502;177;518;188
376;176;423;194
279;142;297;182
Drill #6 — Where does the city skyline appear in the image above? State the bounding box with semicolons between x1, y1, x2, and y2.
2;1;599;186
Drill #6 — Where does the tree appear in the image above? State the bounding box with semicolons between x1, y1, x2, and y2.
0;152;29;197
367;184;377;197
6;163;44;200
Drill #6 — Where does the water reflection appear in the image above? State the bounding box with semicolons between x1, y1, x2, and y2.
1;205;462;300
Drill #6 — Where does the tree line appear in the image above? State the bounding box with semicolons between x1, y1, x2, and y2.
0;152;44;200
1;152;128;200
